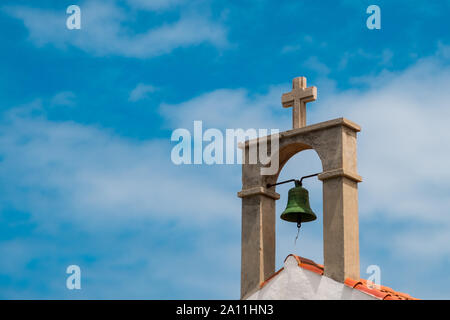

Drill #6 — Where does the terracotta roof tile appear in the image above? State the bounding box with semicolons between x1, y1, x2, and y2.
344;278;363;288
356;279;418;300
351;282;391;300
260;267;284;288
259;254;418;300
284;254;324;275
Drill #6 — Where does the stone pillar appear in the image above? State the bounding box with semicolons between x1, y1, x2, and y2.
318;123;362;282
238;187;279;299
319;171;361;282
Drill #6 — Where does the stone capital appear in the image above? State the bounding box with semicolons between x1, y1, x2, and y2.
238;187;280;200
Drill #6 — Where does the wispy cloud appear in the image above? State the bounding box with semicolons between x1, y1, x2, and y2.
339;48;395;71
302;56;330;76
128;83;157;102
0;104;239;229
0;97;241;298
280;35;313;54
50;91;76;107
126;0;186;12
3;1;228;58
160;86;289;130
281;44;301;54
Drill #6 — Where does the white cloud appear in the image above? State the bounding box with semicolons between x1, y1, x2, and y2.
3;1;227;58
0;105;240;231
280;35;314;54
302;56;330;76
0;96;242;298
160;86;290;130
126;0;186;11
339;48;394;70
0;225;240;299
50;91;76;106
128;83;157;102
281;44;301;54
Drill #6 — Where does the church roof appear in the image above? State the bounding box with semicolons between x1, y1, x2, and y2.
259;254;418;300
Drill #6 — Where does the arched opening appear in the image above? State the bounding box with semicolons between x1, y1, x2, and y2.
274;149;324;271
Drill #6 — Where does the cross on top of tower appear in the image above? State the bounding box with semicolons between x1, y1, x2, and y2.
281;77;317;129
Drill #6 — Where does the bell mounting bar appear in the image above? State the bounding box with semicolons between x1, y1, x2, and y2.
298;173;320;184
267;173;320;188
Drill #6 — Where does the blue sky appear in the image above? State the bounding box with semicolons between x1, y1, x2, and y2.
0;0;450;299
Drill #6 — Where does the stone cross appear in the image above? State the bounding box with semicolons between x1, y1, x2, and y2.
282;77;317;129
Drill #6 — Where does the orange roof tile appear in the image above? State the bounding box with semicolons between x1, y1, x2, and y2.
259;254;418;300
284;254;324;275
259;267;284;288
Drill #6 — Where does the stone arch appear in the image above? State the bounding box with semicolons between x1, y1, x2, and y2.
238;118;363;299
263;142;318;190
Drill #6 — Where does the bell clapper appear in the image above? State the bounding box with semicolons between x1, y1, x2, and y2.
295;219;301;245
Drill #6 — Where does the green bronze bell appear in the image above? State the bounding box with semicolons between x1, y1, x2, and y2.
280;181;317;224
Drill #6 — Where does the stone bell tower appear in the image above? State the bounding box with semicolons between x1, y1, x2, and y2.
238;77;362;299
